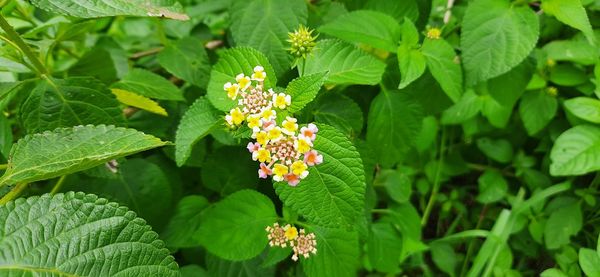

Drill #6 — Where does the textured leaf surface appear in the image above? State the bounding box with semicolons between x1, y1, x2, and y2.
0;192;178;276
112;69;184;101
112;88;168;116
285;72;327;113
29;0;189;20
0;125;167;185
397;44;426;89
367;91;423;166
196;190;277;261
461;0;539;85
175;97;221;166
230;0;307;76
207;47;277;111
519;90;557;135
275;125;365;227
550;125;600;176
303;40;386;85
421;38;463;102
21;77;124;134
302;226;359;277
564;97;600;124
319;10;401;52
158;37;211;88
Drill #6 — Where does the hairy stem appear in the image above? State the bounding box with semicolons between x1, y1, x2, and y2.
0;14;47;75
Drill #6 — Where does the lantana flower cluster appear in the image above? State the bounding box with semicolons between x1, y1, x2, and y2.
266;223;317;261
223;65;323;186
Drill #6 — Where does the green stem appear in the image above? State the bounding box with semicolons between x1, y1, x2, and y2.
371;208;393;215
460;205;488;277
0;164;7;170
154;18;169;46
50;175;67;195
421;127;447;226
0;14;47;75
0;182;28;205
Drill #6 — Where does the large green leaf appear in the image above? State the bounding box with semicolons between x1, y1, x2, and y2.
162;195;209;248
0;192;178;276
206;47;277;112
302;226;359;277
0;125;167;185
542;0;595;45
175;97;221;166
564;97;600;124
285;72;327;113
544;40;599;65
302;40;386;86
20;77;125;134
29;0;189;20
421;38;463;102
230;0;307;76
319;10;401;52
579;248;600;277
274;125;365;227
111;68;184;101
519;90;557;135
461;0;539;85
158;37;211;88
366;90;423;167
550;125;600;176
196;190;277;261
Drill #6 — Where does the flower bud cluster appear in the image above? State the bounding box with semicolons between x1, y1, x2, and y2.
265;223;317;261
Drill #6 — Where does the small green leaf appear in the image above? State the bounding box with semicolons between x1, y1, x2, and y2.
206;47;277;111
564;97;600;124
364;0;419;23
367;91;423;167
476;137;513;163
476;170;508;204
519;90;558;135
400;18;419;46
579;248;600;277
431;242;457;277
275;125;365;227
550;125;600;176
544;40;599;65
158;36;211;88
319;10;401;52
112;88;168;116
421;38;463;102
397;44;426;89
461;0;539;85
542;0;596;45
162;195;209;248
0;125;167;185
549;64;587;86
302;40;386;85
375;169;412;203
301;226;359;277
367;222;403;273
175;97;221;166
540;268;570;277
230;0;307;76
544;200;582;249
0;192;178;276
201;147;257;196
441;90;482;125
21;77;125;133
196;190;277;261
30;0;189;20
314;93;364;136
285;72;327;113
112;68;184;101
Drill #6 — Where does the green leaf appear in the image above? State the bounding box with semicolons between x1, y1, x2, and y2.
544;40;599;65
477;170;508;204
540;268;570;277
158;37;211;88
364;0;419;23
29;0;189;20
196;190;277;261
397;44;426;89
579;248;600;277
400;18;419;46
0;125;167;185
201;147;257;196
0;192;178;276
112;68;184;101
549;64;587;86
461;0;539;85
230;0;306;76
431;242;457;277
319;10;401;52
175;97;221;166
0;113;12;159
542;0;596;45
476;137;513;163
544;200;582;249
302;226;359;277
275;125;365;227
285;72;327;113
367;90;423;166
206;252;274;276
162;195;209;248
421;38;463;102
519;90;558;135
375;169;412;203
68;48;117;84
441;90;482;124
206;47;277;111
314;93;364;136
550;125;600;176
180;265;209;277
367;222;402;273
564;97;600;124
302;40;386;85
112;88;168;116
21;77;125;134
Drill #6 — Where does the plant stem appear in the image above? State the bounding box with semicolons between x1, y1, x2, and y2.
50;175;67;195
0;14;47;75
0;182;28;205
460;204;488;277
0;164;7;170
421;127;447;227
